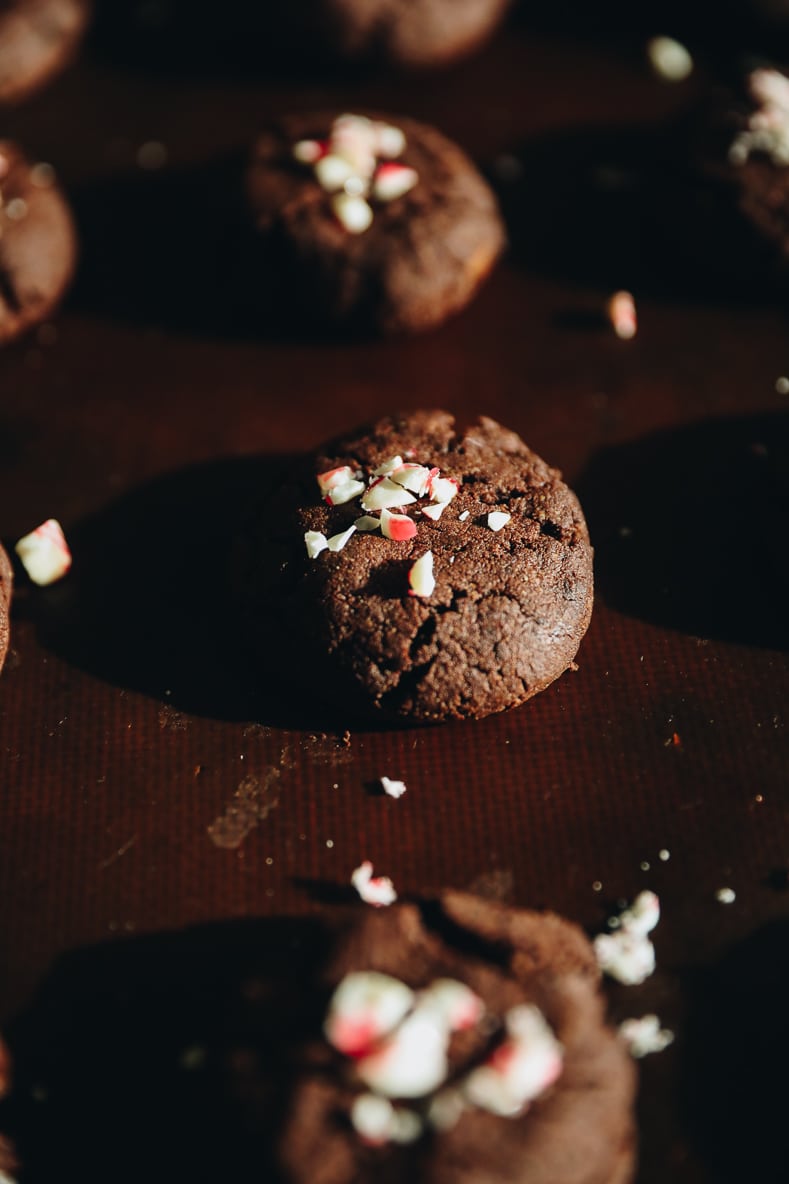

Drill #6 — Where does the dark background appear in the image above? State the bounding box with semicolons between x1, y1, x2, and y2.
1;3;788;1180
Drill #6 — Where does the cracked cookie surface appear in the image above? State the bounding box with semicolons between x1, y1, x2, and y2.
248;411;593;723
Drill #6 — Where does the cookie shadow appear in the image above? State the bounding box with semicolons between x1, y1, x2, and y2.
494;122;784;305
576;412;789;649
678;920;789;1183
2;916;331;1184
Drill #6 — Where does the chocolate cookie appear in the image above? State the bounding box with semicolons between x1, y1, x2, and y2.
245;112;505;335
277;893;636;1184
245;411;593;722
0;142;77;344
309;0;512;68
0;0;90;105
0;542;12;675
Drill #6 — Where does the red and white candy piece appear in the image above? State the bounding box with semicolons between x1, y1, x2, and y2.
389;463;432;495
464;1004;563;1117
351;860;398;907
420;503;445;521
325;971;414;1057
373;122;407;159
408;551;435;598
332;192;373;234
327;525;356;553
620;890;660;937
420;979;483;1032
487;511;511;532
361;478;417;512
356;1006;450;1098
326;477;366;506
304;530;328;559
380;776;407;799
315;153;357;193
380;507;417;542
331;114;378;178
293;139;325;164
15;518;71;586
317;465;357;495
372;162;418;203
428;475;459;504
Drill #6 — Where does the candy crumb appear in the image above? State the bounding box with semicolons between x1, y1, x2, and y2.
487;511;511;532
15;518;72;585
776;376;789;395
646;36;694;82
327;525;356;553
381;776;407;799
351;860;398;907
408;551;435;598
458;510;470;521
304;530;328;558
607;290;637;339
619;1015;675;1058
716;887;736;904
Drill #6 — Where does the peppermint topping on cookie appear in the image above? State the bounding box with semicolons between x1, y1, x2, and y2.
408;551;435;598
487;511;511;532
730;69;789;166
380;507;418;541
304;530;328;558
15;518;71;586
594;891;660;985
618;1014;674;1058
351;860;398;907
324;970;561;1146
293;114;418;234
380;776;407;798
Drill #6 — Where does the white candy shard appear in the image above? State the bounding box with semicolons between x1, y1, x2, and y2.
380;507;417;541
380;776;407;799
351;860;398;907
327;525;356;552
594;891;660;985
389;463;432;495
373;162;419;202
332;114;377;177
374;123;407;158
716;887;736;904
350;1094;422;1145
487;511;511;532
619;1015;675;1059
357;1007;449;1098
372;455;403;476
293;139;324;164
354;515;381;532
464;1004;563;1117
325;971;414;1056
304;530;328;558
332;192;374;234
607;290;637;339
458;510;470;521
326;478;366;505
428;1088;466;1132
731;69;789;166
315;153;355;192
15;518;71;586
646;36;694;82
361;478;417;512
408;550;435;598
420;503;445;521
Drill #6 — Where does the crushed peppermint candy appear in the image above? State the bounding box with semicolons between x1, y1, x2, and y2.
304;530;328;558
325;969;561;1145
327;525;356;552
607;290;637;339
354;515;381;532
15;518;72;586
619;1015;675;1058
317;465;357;495
458;510;470;521
408;551;435;598
380;776;407;798
381;507;418;541
487;511;511;532
594;891;660;985
351;860;397;907
293;114;418;234
646;36;693;82
420;502;446;521
326;478;366;506
715;886;736;904
361;477;417;512
730;69;789;167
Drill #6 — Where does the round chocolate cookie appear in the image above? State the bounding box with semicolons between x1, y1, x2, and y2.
245;112;505;335
309;0;512;68
0;142;77;344
245;411;593;723
0;542;12;674
0;0;90;105
277;892;636;1184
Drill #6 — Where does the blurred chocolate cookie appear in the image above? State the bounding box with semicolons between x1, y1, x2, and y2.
0;0;90;104
276;893;636;1184
244;411;593;723
246;111;504;335
0;142;77;344
0;543;11;674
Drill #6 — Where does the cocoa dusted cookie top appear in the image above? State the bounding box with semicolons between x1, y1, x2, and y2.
278;893;636;1184
246;112;505;335
0;542;12;675
0;141;77;344
247;412;593;723
0;0;90;105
